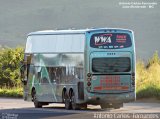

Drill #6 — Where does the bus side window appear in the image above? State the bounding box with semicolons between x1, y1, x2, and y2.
48;67;53;83
74;67;83;80
37;72;40;83
41;77;49;84
49;67;56;83
56;68;62;83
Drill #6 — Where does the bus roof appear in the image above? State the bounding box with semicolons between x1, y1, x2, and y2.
25;28;133;54
28;28;133;36
28;29;88;36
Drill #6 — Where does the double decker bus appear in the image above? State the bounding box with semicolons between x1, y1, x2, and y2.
20;28;136;109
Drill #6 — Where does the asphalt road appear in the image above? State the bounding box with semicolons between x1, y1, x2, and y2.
0;98;160;119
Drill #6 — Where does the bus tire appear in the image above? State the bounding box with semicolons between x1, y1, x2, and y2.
113;103;123;109
32;90;42;108
80;103;87;109
71;92;80;110
64;92;71;110
62;90;65;103
100;103;112;109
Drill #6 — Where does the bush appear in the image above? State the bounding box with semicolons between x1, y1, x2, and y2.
0;87;23;98
0;47;24;87
136;51;160;99
0;47;23;98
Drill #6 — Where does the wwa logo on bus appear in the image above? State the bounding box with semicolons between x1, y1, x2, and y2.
94;34;112;46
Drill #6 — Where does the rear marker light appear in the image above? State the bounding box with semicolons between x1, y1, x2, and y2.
87;73;92;77
131;72;135;80
131;72;135;87
87;78;91;81
87;82;91;86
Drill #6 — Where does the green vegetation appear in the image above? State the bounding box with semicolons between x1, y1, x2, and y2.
0;47;24;87
0;87;23;98
0;47;24;98
0;47;160;99
136;51;160;99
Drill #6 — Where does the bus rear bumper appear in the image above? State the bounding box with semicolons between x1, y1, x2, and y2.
85;91;135;105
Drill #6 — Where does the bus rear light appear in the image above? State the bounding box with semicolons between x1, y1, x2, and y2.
87;77;91;81
131;72;135;80
131;72;135;86
87;81;91;86
87;73;92;77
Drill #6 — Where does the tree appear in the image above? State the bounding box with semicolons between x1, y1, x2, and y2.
0;47;24;87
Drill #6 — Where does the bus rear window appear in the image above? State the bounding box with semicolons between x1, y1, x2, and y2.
92;57;131;73
90;33;132;49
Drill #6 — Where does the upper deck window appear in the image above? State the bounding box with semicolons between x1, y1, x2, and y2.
90;33;132;49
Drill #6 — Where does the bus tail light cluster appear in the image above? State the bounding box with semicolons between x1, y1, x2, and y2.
131;72;135;86
87;82;91;86
87;73;92;91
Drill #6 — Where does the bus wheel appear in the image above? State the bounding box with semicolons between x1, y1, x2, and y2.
32;90;42;108
64;92;72;110
100;103;112;109
62;90;65;103
71;92;80;110
113;103;123;109
100;104;107;109
80;103;87;109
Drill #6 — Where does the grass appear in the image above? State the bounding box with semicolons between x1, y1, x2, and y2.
136;62;160;99
0;87;23;98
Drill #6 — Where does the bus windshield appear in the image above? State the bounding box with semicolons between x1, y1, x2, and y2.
92;57;131;73
90;33;132;49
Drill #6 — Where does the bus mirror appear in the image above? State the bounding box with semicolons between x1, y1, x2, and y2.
20;64;26;79
20;66;25;79
21;79;27;85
